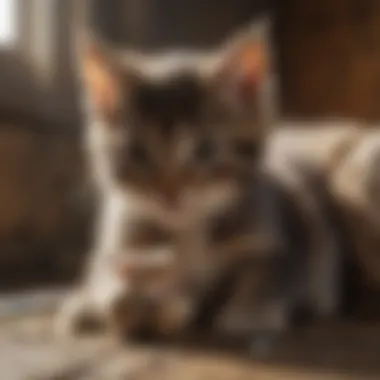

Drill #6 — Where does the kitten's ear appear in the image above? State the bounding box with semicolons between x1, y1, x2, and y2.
80;36;122;115
213;36;269;108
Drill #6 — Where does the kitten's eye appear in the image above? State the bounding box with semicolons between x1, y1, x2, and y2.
128;142;150;165
193;139;217;162
234;141;258;160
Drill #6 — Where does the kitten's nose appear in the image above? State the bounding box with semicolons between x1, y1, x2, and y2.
161;184;180;209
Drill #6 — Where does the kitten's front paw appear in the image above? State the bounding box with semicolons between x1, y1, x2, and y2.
218;305;288;336
310;281;341;320
216;300;289;350
248;330;282;357
55;292;103;338
154;296;194;337
107;292;147;339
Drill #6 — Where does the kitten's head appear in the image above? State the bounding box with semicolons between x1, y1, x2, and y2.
81;33;269;228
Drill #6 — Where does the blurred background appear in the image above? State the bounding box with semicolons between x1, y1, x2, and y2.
1;0;380;378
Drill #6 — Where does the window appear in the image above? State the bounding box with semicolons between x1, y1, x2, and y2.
0;0;80;127
0;0;18;48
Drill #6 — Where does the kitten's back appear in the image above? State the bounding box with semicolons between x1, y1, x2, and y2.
266;120;363;177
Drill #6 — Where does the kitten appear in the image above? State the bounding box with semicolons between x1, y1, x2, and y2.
56;30;273;338
57;28;353;342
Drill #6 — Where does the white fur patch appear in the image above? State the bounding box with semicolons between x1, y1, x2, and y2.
118;181;239;230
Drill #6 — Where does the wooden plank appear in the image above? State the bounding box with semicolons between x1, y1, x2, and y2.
275;0;380;121
1;298;380;380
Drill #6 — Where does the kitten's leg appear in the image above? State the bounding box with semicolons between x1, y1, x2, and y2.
214;258;294;355
55;288;102;338
55;191;152;338
216;293;291;356
276;173;342;320
55;249;139;338
56;276;143;339
89;257;150;338
308;229;342;319
217;296;290;337
104;246;193;339
269;158;343;320
295;183;342;319
149;226;215;337
153;293;196;337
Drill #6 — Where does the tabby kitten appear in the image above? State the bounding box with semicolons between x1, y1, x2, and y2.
56;30;274;338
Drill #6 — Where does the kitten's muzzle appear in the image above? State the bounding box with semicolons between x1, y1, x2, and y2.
159;182;181;209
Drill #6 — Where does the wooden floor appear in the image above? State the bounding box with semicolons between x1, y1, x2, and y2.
1;303;380;380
